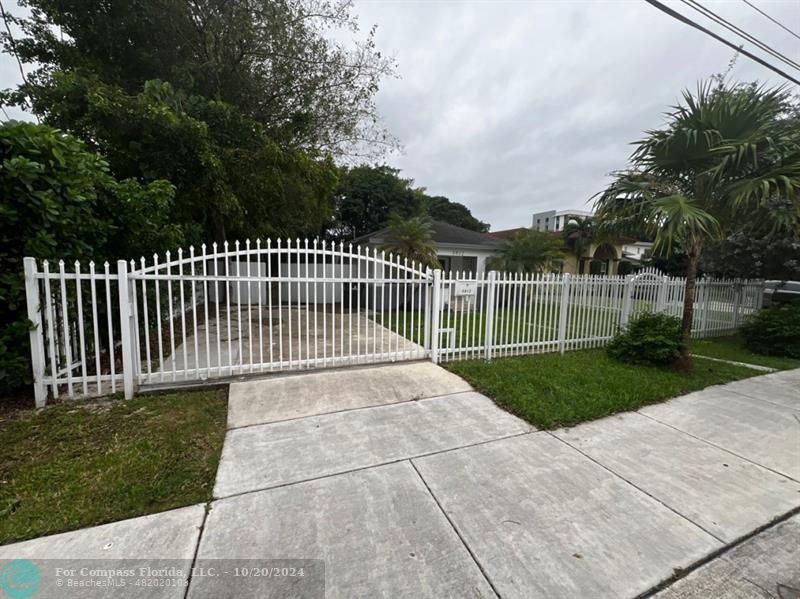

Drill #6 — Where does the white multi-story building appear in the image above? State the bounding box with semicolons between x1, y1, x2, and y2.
531;209;594;232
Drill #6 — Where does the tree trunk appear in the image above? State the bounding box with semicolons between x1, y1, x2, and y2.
678;244;702;369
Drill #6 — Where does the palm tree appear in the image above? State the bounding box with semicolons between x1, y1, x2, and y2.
487;230;564;274
562;217;594;274
594;82;800;366
379;213;440;269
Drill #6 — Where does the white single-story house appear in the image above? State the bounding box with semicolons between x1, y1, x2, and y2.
354;220;503;274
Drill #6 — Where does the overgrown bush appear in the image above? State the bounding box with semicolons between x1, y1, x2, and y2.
741;302;800;359
607;312;683;366
0;121;180;395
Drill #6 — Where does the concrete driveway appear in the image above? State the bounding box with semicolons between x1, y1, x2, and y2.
154;307;423;379
2;364;798;598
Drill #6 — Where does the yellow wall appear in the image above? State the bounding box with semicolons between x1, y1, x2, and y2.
558;242;622;275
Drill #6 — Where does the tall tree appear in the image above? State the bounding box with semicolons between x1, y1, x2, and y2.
562;217;594;274
332;165;422;239
594;82;800;366
10;75;339;243
331;165;488;239
425;195;489;232
487;231;564;274
701;221;800;281
4;0;396;158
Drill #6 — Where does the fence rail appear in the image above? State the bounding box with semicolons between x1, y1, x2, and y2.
23;242;764;406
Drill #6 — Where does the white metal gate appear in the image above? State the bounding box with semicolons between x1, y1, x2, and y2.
23;240;433;405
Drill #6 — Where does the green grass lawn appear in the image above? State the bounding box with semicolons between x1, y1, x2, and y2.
0;388;227;545
384;303;619;350
690;334;800;371
445;349;759;430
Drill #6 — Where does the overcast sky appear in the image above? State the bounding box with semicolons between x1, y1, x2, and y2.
353;0;799;230
2;0;798;231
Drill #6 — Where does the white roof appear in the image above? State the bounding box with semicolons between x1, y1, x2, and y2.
554;209;594;217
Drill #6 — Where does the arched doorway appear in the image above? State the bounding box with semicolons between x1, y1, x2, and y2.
589;243;617;275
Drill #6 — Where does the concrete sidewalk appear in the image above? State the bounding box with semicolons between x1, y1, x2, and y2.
2;363;798;598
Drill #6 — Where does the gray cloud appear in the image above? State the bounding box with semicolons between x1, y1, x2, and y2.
354;0;800;230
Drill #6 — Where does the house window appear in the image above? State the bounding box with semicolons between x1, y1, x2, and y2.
438;255;478;273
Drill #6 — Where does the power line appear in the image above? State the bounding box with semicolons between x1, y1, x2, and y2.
0;0;28;87
0;0;40;123
642;0;800;86
741;0;800;43
681;0;800;72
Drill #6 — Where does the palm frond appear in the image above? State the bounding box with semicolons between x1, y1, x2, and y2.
650;195;721;254
596;80;800;254
489;230;564;274
379;213;439;269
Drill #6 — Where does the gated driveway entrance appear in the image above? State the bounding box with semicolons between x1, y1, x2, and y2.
130;240;431;390
22;239;762;405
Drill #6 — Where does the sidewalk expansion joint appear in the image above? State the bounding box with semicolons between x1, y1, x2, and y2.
409;459;502;598
225;388;476;431
213;429;538;503
182;502;211;599
548;431;727;545
636;410;800;484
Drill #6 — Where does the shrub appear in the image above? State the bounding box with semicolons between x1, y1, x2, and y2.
607;312;683;366
0;121;179;395
741;302;800;359
1;122;111;393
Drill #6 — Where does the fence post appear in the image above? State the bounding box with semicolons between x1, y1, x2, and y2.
699;280;710;337
557;273;571;354
656;276;669;313
484;271;497;360
24;258;47;407
423;269;432;352
732;282;742;330
430;269;442;364
620;274;634;327
117;260;135;399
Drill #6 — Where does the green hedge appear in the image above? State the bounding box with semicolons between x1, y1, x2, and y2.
741;302;800;359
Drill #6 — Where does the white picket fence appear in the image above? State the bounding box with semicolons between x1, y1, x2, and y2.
430;270;763;363
23;241;764;406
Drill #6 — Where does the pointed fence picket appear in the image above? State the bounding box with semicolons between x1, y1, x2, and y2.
23;245;764;405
